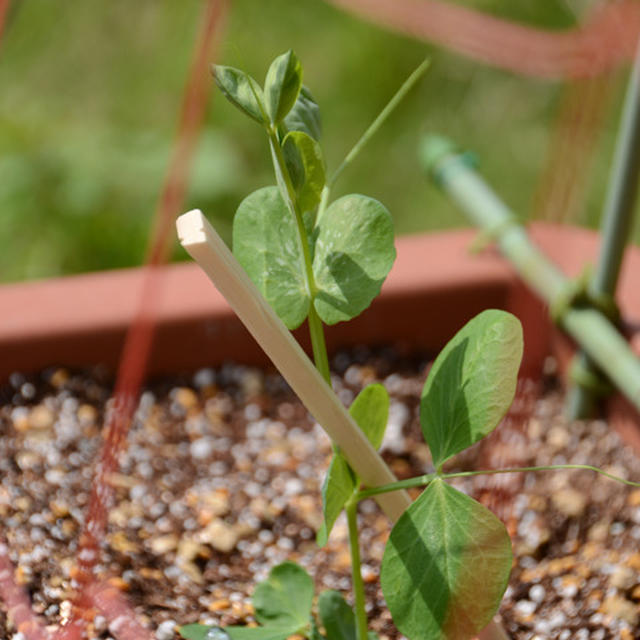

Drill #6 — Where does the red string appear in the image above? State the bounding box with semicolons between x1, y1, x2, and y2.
54;1;229;638
533;75;612;224
0;0;9;44
326;0;640;79
0;541;50;640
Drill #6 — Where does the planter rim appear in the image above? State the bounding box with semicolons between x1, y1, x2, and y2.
1;221;639;379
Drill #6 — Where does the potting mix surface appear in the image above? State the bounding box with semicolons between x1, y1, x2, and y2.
1;347;640;640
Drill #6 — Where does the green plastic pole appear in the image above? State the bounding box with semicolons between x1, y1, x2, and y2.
421;137;640;416
568;37;640;418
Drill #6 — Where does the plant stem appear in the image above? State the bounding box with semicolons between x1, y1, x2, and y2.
346;497;368;640
357;473;437;500
442;464;640;487
316;184;331;228
178;210;412;521
357;463;640;500
308;304;331;384
330;58;429;187
268;129;317;296
268;128;332;382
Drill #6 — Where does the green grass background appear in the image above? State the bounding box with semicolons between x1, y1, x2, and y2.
0;0;633;283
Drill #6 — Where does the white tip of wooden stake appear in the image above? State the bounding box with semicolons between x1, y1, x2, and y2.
176;209;208;246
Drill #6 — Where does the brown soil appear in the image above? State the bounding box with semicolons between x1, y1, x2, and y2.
1;347;640;640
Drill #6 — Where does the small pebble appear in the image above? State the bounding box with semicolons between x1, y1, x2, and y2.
528;584;545;603
514;599;537;617
173;388;199;411
156;619;177;640
547;425;570;450
29;405;55;430
190;437;214;460
198;519;239;553
600;594;639;625
551;488;587;518
193;368;216;388
610;565;636;591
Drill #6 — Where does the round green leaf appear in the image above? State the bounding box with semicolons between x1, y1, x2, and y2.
212;65;266;125
317;452;355;547
317;383;389;546
281;85;322;141
264;50;302;125
313;195;395;325
282;131;325;213
420;310;523;469
225;627;295;640
233;186;310;330
381;479;512;640
252;562;314;631
318;591;356;640
179;624;222;640
349;383;389;450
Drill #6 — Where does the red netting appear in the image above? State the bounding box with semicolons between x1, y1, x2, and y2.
1;0;635;638
0;1;228;638
327;0;640;79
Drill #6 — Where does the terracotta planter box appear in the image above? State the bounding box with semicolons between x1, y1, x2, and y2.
2;222;640;446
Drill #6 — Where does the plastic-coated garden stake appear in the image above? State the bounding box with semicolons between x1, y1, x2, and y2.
420;137;640;416
568;35;640;418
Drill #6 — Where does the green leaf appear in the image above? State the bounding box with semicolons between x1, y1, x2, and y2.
380;478;512;640
316;452;355;547
281;86;322;141
282;131;325;213
317;384;389;546
225;627;296;640
212;65;266;125
252;562;314;631
310;620;326;640
349;383;389;450
179;624;222;640
420;310;523;468
264;50;302;125
317;591;356;640
233;186;310;330
313;195;395;325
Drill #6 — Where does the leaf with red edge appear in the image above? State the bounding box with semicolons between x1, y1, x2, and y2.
381;478;512;640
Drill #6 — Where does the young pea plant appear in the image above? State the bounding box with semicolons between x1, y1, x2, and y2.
179;49;428;640
177;51;640;640
179;307;523;640
180;561;377;640
215;50;425;385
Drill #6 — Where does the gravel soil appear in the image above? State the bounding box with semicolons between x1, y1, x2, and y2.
1;347;640;640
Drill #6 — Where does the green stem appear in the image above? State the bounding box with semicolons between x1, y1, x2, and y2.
330;58;429;188
308;304;331;384
442;464;640;487
346;497;368;640
357;464;640;500
268;129;316;294
268;128;332;381
316;184;331;228
357;473;436;500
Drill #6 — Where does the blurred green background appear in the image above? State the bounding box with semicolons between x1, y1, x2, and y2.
0;0;634;283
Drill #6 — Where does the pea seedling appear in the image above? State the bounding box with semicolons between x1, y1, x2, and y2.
178;52;640;640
